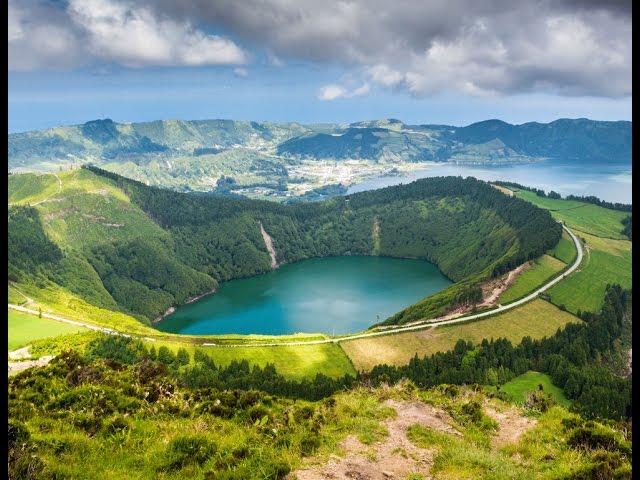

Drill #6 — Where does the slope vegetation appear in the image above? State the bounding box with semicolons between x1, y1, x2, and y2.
9;167;561;332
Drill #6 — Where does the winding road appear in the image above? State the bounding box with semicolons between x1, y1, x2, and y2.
8;224;582;349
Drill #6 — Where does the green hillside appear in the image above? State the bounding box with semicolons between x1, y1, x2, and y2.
508;186;632;314
8;168;561;330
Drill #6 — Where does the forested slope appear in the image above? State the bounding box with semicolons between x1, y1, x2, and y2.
8;167;561;329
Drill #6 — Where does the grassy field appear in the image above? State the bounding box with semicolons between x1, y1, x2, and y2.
496;371;570;407
11;280;161;335
8;172;60;205
499;255;566;304
549;230;577;264
8;309;86;351
36;169;169;251
341;299;580;371
161;341;356;380
515;190;628;239
25;329;354;380
548;231;632;313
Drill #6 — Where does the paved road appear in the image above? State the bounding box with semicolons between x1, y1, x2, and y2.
8;224;582;349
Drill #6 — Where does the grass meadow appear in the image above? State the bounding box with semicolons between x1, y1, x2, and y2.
495;371;570;407
340;299;580;371
8;309;87;351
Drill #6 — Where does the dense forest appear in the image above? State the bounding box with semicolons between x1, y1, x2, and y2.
57;166;558;325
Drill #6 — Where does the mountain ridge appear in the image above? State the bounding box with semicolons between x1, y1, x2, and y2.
9;116;631;201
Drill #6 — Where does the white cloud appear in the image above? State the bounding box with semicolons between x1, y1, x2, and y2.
266;50;284;67
8;0;247;71
8;0;83;71
233;67;249;77
8;4;24;42
367;64;404;87
143;0;630;98
318;84;348;101
8;0;632;98
318;83;370;100
352;83;370;96
67;0;247;67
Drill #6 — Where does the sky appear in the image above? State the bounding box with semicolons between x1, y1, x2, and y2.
8;0;632;133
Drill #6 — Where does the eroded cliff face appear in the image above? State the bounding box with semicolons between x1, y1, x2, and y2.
260;221;278;269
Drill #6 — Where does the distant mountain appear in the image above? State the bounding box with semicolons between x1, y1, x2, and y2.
8;119;324;171
8;117;631;173
10;117;630;201
449;118;632;164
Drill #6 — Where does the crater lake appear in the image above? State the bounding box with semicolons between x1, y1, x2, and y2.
156;256;452;335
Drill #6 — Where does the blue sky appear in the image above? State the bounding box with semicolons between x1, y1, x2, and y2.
8;0;632;132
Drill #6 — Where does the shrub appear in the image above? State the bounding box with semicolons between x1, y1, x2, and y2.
72;413;103;436
161;435;217;470
135;358;168;384
524;391;556;413
566;451;632;479
101;415;131;437
8;421;30;449
460;400;483;424
247;404;271;424
66;365;104;387
293;405;315;423
567;425;630;455
443;384;460;397
86;336;145;364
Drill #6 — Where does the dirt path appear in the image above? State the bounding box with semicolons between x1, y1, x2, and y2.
31;173;62;206
260;222;278;269
484;404;537;448
8;346;31;360
290;399;459;480
8;355;55;375
9;286;34;306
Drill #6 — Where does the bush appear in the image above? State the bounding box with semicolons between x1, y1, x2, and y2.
443;384;460;397
567;425;630;455
566;451;632;479
8;421;30;449
524;391;556;413
460;400;484;424
135;358;168;384
161;435;217;470
86;336;145;364
101;415;131;436
72;413;103;436
66;365;104;387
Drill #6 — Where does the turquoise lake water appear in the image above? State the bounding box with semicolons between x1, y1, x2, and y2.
157;256;452;335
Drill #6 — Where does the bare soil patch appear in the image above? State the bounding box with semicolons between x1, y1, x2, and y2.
479;263;530;308
290;399;460;480
484;403;537;449
8;355;54;375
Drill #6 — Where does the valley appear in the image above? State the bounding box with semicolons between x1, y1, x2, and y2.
7;121;633;480
7;0;634;475
7;153;632;480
